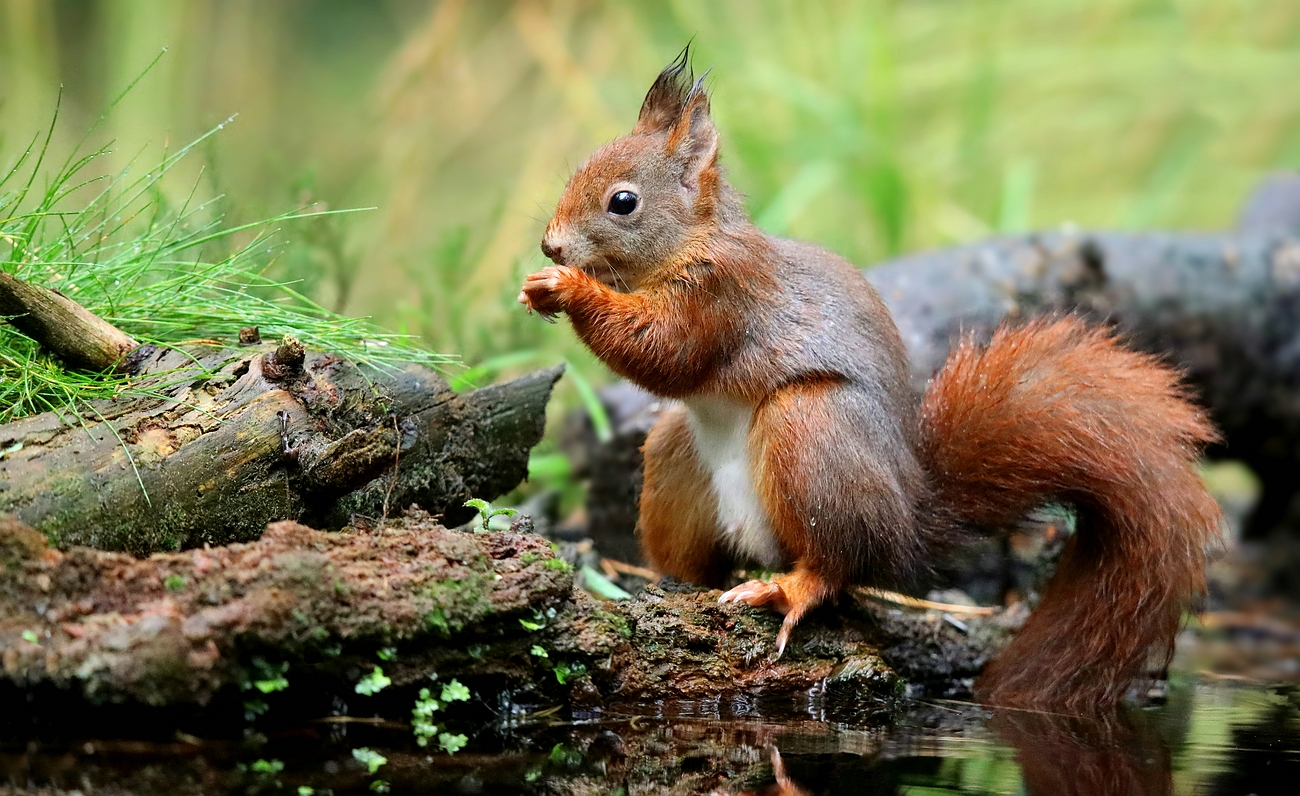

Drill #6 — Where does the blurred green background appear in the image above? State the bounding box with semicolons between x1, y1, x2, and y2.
3;0;1300;393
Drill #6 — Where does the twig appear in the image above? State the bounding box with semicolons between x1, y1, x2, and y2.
600;558;661;582
850;586;998;616
0;272;138;371
1197;610;1300;640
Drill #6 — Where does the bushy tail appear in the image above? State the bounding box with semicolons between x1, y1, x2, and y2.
919;317;1223;712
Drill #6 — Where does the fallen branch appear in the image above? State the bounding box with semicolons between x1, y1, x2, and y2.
0;272;560;554
0;272;138;371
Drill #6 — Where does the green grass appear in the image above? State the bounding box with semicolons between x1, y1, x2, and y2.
0;80;451;424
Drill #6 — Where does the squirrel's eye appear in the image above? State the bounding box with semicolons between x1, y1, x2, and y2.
607;190;638;216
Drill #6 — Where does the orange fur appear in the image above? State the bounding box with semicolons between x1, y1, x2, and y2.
638;406;732;586
520;233;776;399
920;318;1223;711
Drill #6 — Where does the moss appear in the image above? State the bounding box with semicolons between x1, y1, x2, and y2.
425;608;450;635
273;554;325;587
543;557;572;573
422;572;495;634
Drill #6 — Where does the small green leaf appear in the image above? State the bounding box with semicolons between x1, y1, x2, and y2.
249;658;290;693
298;787;315;796
414;687;441;715
440;679;471;702
413;685;442;745
250;759;284;774
549;742;583;767
554;662;587;685
254;676;288;694
352;747;387;774
580;565;633;601
530;645;548;659
355;666;392;696
438;732;468;754
370;779;390;793
21;630;39;644
519;617;545;632
376;646;396;661
464;497;498;531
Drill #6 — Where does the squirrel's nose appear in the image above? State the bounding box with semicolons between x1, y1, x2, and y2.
540;238;565;264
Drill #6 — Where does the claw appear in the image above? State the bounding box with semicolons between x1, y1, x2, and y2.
775;619;791;656
718;579;783;609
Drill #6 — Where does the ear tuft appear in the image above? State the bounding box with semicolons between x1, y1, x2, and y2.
635;45;695;135
667;74;719;195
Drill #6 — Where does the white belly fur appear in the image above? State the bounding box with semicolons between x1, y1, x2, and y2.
683;396;783;569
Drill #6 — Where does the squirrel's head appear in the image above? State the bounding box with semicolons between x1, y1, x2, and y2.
541;48;725;290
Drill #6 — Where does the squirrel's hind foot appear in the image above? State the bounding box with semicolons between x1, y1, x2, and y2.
719;567;835;655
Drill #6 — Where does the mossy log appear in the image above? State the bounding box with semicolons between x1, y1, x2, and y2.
0;352;561;555
0;513;1000;714
0;275;561;555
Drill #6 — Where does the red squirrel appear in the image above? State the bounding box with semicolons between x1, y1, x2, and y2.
519;49;1224;712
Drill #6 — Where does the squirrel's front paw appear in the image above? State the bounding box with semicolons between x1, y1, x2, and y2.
518;265;584;319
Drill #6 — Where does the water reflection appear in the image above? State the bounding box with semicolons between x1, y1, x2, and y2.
2;679;1297;794
988;709;1171;796
708;683;1298;796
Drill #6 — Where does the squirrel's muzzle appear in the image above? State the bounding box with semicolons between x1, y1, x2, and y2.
540;238;564;264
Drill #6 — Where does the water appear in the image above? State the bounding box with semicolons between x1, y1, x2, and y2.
3;673;1297;795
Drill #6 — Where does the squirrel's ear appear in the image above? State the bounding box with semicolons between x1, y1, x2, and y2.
635;47;692;135
665;79;719;194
